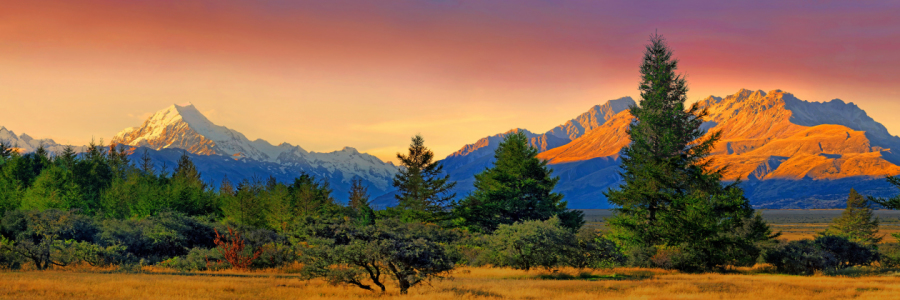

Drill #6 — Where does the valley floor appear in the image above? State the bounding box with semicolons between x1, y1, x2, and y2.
2;267;900;300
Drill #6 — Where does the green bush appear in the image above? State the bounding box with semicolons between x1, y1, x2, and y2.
95;212;215;264
763;236;876;275
0;209;97;269
878;244;900;269
566;227;624;269
158;247;227;272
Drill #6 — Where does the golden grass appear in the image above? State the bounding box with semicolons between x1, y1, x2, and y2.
771;224;900;243
3;266;900;300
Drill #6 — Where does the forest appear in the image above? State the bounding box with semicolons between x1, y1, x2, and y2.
2;35;900;296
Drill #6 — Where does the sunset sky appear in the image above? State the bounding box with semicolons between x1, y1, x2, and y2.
2;0;899;163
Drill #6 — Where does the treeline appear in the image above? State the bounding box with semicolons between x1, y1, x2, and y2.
2;33;900;295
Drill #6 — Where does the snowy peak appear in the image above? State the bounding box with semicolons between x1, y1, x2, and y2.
0;126;74;154
111;103;398;191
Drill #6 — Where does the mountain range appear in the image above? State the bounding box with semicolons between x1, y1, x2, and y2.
441;89;900;208
3;89;899;208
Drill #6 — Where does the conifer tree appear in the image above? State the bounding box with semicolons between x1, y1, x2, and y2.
824;189;881;246
455;131;583;232
348;178;375;226
870;176;900;241
348;178;370;210
605;34;772;270
392;135;456;222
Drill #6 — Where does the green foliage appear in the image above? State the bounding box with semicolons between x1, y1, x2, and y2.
763;235;877;275
486;216;574;270
455;132;583;232
878;244;900;269
393;135;456;223
604;33;770;272
870;175;900;210
300;218;456;294
158;247;228;272
568;227;625;269
95;212;216;264
473;218;622;270
0;209;97;269
823;189;881;246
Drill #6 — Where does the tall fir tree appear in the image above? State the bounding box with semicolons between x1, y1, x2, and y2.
455;131;584;232
392;135;456;222
605;34;773;271
824;189;881;246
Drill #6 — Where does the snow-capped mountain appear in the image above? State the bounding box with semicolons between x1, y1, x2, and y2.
0;126;79;154
112;104;398;194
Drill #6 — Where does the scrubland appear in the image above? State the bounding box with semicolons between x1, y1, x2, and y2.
2;266;900;300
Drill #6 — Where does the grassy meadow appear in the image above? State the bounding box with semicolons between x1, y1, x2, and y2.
2;266;900;300
2;209;900;300
583;209;900;243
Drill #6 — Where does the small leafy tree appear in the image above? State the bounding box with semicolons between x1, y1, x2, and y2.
213;227;263;270
455;132;583;232
392;135;456;223
823;189;881;246
0;209;97;270
487;216;574;271
301;218;455;294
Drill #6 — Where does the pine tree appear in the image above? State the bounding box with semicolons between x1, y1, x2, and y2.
824;189;881;246
348;178;375;226
392;135;456;222
870;176;900;241
348;178;371;210
604;34;771;270
455;131;584;232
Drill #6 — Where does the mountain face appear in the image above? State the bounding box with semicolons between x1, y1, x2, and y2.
0;126;77;154
443;90;900;209
112;104;398;199
438;98;635;199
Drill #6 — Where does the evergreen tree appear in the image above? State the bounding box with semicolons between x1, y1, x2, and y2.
870;176;900;241
824;189;881;246
455;132;583;232
348;178;375;226
348;178;370;210
392;135;456;222
604;34;772;270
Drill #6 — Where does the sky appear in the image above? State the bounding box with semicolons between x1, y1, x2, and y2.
2;0;899;163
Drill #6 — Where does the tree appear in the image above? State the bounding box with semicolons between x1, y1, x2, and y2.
823;189;881;246
300;218;455;294
348;178;375;226
392;135;456;222
0;209;97;270
604;33;771;271
455;131;583;232
870;176;900;242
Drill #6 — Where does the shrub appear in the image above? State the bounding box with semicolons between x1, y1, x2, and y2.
95;212;215;264
878;244;900;269
764;236;876;275
488;216;573;271
566;227;624;269
213;227;262;270
158;247;227;272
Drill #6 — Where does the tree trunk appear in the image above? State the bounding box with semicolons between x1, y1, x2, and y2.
398;278;410;295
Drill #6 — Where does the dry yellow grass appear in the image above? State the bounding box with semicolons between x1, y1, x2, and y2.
2;267;900;300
